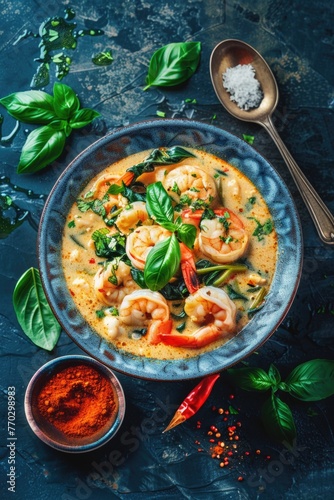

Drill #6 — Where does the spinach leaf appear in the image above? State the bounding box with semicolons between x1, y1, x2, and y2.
18;126;66;174
228;366;273;391
91;229;127;260
53;82;80;119
144;42;201;90
0;90;56;124
261;393;296;447
127;146;196;183
284;359;334;401
226;283;248;301
13;267;61;351
144;234;180;291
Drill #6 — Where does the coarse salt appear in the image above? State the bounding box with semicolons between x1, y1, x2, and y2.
222;64;263;110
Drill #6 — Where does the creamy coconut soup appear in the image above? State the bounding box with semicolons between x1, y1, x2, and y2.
62;147;278;359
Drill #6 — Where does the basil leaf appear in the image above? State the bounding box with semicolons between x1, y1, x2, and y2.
146;182;176;230
17;126;66;174
13;267;61;351
144;234;180;291
144;42;201;90
285;359;334;401
176;223;197;248
69;108;100;128
261;393;296;447
268;364;281;387
0;90;56;124
228;366;273;391
53;82;80;119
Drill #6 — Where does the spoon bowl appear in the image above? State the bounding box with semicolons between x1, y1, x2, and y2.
210;39;334;245
210;39;278;124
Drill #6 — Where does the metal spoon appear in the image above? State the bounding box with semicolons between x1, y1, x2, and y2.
210;38;334;245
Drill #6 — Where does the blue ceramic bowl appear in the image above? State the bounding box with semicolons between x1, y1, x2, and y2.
24;355;125;453
37;119;302;381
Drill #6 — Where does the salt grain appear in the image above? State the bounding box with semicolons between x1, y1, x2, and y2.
222;64;263;110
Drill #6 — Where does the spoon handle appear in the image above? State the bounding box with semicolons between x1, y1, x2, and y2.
261;116;334;245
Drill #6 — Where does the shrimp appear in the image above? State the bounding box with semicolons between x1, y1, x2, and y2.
160;286;236;348
183;208;249;263
94;259;138;305
116;201;150;235
179;242;200;294
162;165;218;208
119;289;172;344
126;225;172;270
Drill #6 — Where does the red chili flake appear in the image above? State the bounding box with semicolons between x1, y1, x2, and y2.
245;451;250;456
212;405;217;411
69;290;75;296
227;451;233;456
197;448;204;452
236;422;242;427
237;476;244;482
256;449;261;455
215;432;221;438
223;417;228;421
218;408;224;414
89;258;96;264
194;440;201;445
210;425;218;432
224;459;229;465
208;430;213;436
225;410;230;415
234;435;239;441
266;455;271;460
229;394;235;400
209;439;215;443
98;288;105;293
239;208;244;213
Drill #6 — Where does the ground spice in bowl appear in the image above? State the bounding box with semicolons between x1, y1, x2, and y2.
37;364;116;439
25;355;125;452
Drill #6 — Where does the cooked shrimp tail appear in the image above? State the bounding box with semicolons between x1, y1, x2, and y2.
160;325;224;348
179;242;200;294
116;171;135;187
147;319;173;345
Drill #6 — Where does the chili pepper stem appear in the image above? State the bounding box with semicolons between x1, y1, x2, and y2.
163;411;187;433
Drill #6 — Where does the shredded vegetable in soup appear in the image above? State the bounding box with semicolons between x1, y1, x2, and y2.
62;147;278;359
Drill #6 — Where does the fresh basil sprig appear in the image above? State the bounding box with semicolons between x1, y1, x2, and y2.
13;267;61;351
228;359;334;446
0;82;99;173
144;42;201;90
143;181;196;291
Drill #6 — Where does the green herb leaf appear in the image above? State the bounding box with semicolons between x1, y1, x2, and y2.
0;90;56;124
13;267;61;351
144;42;201;90
284;359;334;401
69;108;100;128
146;181;176;230
53;82;80;119
17;126;66;174
261;392;296;447
268;364;281;388
228;366;273;391
243;134;255;145
92;50;113;66
249;217;274;241
176;222;197;248
144;234;180;291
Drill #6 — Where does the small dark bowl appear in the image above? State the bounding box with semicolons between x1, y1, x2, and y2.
24;355;125;453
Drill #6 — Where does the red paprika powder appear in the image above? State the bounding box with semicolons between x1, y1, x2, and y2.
36;363;117;439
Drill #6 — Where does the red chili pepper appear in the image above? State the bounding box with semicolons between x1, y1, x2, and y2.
163;373;220;432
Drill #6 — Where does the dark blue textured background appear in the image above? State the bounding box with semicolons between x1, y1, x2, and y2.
1;1;333;498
